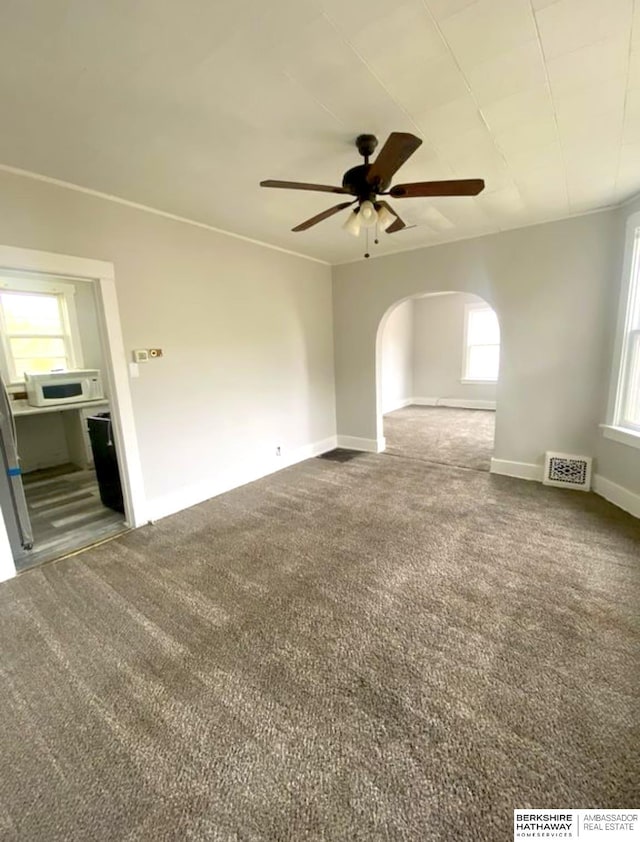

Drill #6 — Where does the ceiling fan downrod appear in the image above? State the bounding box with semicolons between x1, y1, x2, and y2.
355;133;378;166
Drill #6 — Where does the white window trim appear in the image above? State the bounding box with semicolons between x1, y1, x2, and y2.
0;272;84;386
461;302;500;384
603;210;640;450
599;423;640;449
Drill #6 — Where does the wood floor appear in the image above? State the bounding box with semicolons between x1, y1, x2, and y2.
17;464;127;571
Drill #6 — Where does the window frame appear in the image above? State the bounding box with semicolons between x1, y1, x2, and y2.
461;301;500;385
602;211;640;450
619;328;640;431
0;274;83;386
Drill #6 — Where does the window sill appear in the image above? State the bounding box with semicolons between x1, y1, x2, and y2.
460;379;498;385
600;424;640;450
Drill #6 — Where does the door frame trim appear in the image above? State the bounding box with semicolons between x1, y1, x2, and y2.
0;244;146;581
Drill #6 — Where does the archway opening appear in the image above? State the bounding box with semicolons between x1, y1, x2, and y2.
377;291;500;472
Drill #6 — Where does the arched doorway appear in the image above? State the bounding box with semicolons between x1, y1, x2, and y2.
377;291;501;472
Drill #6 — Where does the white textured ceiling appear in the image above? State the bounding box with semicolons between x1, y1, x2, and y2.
0;0;638;263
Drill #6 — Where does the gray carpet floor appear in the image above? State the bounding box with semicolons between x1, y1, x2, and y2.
0;452;638;841
384;406;495;471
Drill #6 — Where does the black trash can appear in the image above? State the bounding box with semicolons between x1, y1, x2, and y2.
87;412;125;514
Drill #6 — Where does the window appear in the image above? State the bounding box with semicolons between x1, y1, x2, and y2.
0;276;82;384
606;220;640;443
462;303;500;382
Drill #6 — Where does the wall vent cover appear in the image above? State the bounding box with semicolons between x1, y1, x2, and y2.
543;451;592;491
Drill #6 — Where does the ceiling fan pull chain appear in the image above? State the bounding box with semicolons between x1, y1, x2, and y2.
364;227;370;259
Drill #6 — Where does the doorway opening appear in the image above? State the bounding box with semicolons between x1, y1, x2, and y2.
0;271;127;571
0;245;145;580
378;292;500;472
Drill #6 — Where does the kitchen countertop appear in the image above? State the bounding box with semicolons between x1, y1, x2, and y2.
11;399;109;417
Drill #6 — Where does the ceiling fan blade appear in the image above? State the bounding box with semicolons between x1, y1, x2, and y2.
260;179;349;194
291;201;355;232
389;178;485;198
377;201;406;233
366;133;423;188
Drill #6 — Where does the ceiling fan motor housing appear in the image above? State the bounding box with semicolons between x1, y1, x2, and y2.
342;134;390;200
342;163;390;200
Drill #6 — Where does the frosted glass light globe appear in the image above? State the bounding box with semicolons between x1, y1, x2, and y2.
359;200;377;228
342;210;361;237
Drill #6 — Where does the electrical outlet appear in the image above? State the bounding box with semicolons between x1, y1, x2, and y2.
276;446;281;456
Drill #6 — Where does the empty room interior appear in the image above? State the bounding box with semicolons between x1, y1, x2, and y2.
0;2;638;840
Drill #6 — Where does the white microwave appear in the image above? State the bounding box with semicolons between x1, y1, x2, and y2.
25;369;104;407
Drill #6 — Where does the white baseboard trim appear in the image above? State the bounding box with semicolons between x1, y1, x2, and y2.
281;436;338;468
148;454;640;525
490;458;543;481
593;474;640;519
336;435;385;453
490;462;640;518
410;396;497;410
409;396;439;407
146;435;338;523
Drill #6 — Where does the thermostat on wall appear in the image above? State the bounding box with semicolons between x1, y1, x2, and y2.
133;349;149;363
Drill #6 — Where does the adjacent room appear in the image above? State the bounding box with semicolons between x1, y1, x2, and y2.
380;292;499;470
0;274;128;571
0;2;638;841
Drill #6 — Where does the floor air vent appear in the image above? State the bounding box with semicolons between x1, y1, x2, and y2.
318;449;362;463
543;451;592;491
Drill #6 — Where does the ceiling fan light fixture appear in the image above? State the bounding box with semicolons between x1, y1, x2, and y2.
359;199;377;228
343;209;361;237
376;204;396;231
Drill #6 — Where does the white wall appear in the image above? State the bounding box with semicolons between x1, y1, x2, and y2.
380;299;413;412
333;210;617;466
0;170;336;521
412;292;497;404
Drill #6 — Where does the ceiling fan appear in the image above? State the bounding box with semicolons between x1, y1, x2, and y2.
260;132;484;256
